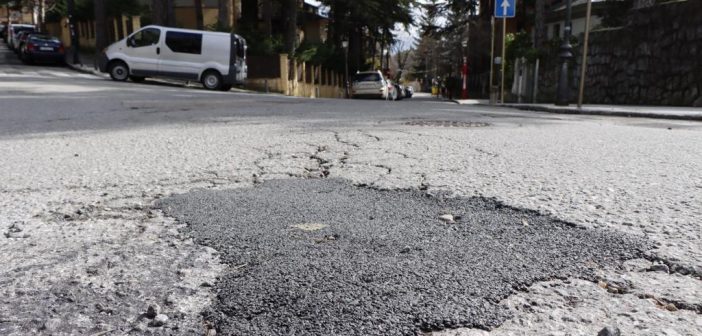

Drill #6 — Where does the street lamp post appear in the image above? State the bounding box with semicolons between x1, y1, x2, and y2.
342;39;349;99
461;40;468;100
556;0;573;106
66;0;81;65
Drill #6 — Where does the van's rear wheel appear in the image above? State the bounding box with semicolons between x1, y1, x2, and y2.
201;70;222;90
109;61;129;82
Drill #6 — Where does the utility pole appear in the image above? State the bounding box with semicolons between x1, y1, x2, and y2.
556;0;573;106
578;0;593;108
500;16;506;104
66;0;80;65
342;39;349;98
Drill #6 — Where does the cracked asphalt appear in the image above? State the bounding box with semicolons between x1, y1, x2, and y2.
2;40;701;336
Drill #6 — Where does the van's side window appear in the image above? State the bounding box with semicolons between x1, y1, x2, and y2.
130;28;160;48
165;32;203;55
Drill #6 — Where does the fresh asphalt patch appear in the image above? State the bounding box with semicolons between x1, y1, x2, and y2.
157;179;650;336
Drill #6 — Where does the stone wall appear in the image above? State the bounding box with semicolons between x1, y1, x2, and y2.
583;0;702;106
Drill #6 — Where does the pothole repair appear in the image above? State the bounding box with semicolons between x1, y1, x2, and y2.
157;179;650;336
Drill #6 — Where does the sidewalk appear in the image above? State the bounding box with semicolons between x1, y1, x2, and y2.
454;100;702;122
64;50;105;77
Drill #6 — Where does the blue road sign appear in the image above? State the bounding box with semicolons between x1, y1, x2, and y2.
495;0;516;18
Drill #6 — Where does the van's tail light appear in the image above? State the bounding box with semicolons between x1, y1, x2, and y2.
26;43;35;51
58;45;65;54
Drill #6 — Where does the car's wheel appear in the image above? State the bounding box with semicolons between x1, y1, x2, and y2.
219;84;232;92
20;48;31;64
130;76;146;83
109;61;129;82
201;70;222;90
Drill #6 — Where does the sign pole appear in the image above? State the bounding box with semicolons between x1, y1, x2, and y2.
577;0;593;109
501;17;506;104
489;16;495;104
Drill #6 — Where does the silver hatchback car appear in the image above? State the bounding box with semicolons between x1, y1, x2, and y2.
350;71;397;100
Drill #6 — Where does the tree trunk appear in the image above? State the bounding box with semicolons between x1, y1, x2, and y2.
194;0;204;30
37;0;44;31
95;0;107;63
151;0;167;26
283;0;297;58
262;0;273;37
534;0;545;48
241;0;259;29
166;0;176;26
218;0;232;30
118;16;126;40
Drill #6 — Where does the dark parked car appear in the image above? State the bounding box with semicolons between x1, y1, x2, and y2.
19;34;65;65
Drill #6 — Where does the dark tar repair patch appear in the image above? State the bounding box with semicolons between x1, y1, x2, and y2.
157;179;649;336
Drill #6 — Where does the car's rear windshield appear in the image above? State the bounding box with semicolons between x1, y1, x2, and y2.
14;27;34;33
353;73;382;82
30;35;59;43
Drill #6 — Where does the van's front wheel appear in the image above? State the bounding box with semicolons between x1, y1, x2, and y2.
201;70;222;90
109;61;129;82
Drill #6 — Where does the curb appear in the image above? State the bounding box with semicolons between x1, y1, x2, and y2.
64;61;267;95
502;104;702;122
65;62;105;78
451;99;702;122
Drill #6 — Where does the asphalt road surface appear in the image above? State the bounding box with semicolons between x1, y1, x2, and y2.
1;39;701;336
3;39;694;138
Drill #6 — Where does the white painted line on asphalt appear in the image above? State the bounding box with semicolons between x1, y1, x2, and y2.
41;71;72;78
434;108;514;114
0;95;110;99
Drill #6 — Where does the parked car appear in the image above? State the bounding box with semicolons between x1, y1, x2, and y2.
404;86;414;98
351;70;397;100
7;24;35;50
100;25;247;91
19;34;65;65
393;82;405;100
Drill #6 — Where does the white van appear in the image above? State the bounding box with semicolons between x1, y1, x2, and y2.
99;25;247;91
7;24;36;51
